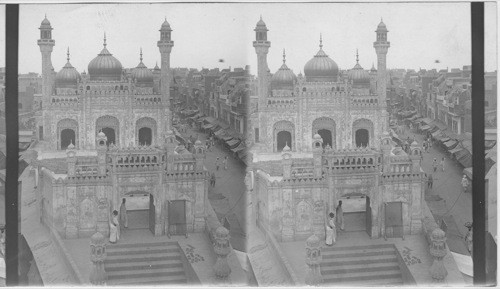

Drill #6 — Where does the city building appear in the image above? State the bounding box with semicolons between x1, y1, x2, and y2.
33;16;209;239
248;18;424;242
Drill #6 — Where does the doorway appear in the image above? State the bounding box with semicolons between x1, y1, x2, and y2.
168;200;187;237
60;128;75;150
101;127;116;146
123;192;153;232
277;131;292;152
339;195;368;232
138;127;153;146
355;129;369;147
317;129;332;148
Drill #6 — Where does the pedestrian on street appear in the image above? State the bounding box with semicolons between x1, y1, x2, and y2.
336;201;345;231
223;156;228;170
427;174;433;189
440;157;445;172
432;158;438;172
210;173;216;187
462;175;469;193
215;157;220;171
119;198;128;229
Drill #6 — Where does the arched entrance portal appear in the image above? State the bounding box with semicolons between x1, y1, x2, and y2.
139;127;152;146
102;127;116;146
123;191;155;235
277;131;292;152
312;117;336;149
273;120;294;152
317;129;332;148
96;115;119;146
60;128;76;150
355;129;369;147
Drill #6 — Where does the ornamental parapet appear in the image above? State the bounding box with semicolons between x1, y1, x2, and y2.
50;95;80;107
380;172;422;183
107;145;164;170
134;95;163;106
64;174;111;184
350;96;379;106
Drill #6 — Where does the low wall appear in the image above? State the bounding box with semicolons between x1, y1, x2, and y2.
258;223;299;286
46;224;86;285
176;242;201;284
204;202;247;285
393;244;417;285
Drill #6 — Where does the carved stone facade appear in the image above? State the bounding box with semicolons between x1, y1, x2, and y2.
250;19;424;242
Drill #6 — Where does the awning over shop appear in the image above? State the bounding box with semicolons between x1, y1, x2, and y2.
457;152;472;168
202;123;216;129
221;134;233;141
431;121;448;131
431;130;442;138
196;117;207;123
448;146;464;155
226;138;240;147
485;140;497;150
421;118;434;125
443;139;459;150
420;125;431;131
453;148;469;160
231;143;246;153
439;137;451;143
214;129;226;137
412;118;424;124
203;116;216;124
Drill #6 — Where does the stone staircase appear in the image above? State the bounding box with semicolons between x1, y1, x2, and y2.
105;241;188;286
321;243;404;286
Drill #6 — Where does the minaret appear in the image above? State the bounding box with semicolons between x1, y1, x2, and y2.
253;16;270;110
157;18;175;143
38;15;55;142
373;18;390;106
157;18;174;103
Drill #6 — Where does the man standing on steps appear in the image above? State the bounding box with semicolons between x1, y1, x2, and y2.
119;198;128;230
336;201;345;231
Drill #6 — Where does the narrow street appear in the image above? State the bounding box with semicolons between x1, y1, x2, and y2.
177;124;247;252
398;124;471;255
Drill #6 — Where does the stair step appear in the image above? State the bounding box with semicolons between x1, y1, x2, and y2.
322;249;396;259
105;252;181;264
321;264;401;275
323;270;402;283
322;255;398;267
322;243;395;252
107;241;177;249
107;247;179;256
105;259;183;271
107;274;187;286
107;266;185;279
323;276;403;286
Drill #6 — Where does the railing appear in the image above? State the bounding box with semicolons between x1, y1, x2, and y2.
50;96;80;107
134;95;163;106
350;96;379;106
75;164;99;175
108;146;164;171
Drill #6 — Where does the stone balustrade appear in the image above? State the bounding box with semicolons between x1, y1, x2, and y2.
350;96;379;106
134;95;163;106
75;164;99;175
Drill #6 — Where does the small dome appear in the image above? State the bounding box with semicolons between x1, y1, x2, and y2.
256;16;267;28
88;34;123;81
195;139;202;146
271;50;296;90
161;19;172;31
376;19;388;32
304;35;339;82
56;49;81;88
370;63;377;73
132;49;153;86
67;142;75;150
313;133;321;140
40;16;51;28
282;143;291;152
348;51;370;87
98;131;106;138
154;62;160;71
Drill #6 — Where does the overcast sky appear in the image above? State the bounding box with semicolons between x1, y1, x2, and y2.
3;2;498;75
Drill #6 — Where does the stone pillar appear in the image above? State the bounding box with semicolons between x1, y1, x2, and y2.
89;232;107;286
213;226;231;281
305;234;323;286
429;228;448;283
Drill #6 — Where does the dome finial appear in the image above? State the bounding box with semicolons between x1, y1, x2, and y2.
103;32;107;47
67;47;70;62
140;47;143;62
319;33;323;49
283;48;286;64
260;15;262;21
356;49;359;64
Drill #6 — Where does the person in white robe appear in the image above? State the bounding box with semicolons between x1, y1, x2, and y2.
325;212;336;246
109;210;120;243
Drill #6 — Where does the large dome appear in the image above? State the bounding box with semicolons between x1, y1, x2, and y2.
304;36;339;82
271;50;296;90
88;34;123;81
56;49;81;88
348;51;370;87
132;49;154;86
